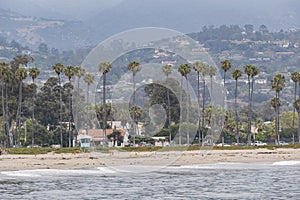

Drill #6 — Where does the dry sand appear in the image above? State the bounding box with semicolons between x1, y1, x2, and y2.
0;148;300;171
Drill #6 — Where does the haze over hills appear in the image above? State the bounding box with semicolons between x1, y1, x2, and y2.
0;0;122;20
1;0;300;50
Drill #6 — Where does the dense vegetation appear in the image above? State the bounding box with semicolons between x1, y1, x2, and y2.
1;24;300;148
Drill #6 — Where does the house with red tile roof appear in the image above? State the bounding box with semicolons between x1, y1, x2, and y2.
77;128;127;147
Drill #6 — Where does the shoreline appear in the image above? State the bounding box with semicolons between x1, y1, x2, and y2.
0;148;300;171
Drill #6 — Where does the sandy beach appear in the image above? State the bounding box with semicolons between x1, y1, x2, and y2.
0;148;300;171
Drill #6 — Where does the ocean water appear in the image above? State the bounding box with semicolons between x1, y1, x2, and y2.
0;161;300;199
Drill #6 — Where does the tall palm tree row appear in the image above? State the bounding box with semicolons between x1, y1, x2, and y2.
231;68;242;143
52;63;65;147
220;60;232;145
28;67;40;145
271;74;285;144
291;72;299;143
178;63;191;145
161;64;173;143
64;66;75;147
3;53;300;148
98;62;112;144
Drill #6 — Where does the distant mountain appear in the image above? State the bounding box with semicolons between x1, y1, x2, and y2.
0;8;93;49
87;0;300;35
1;0;300;50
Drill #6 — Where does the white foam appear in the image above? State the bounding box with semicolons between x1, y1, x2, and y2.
0;168;114;177
167;164;214;170
96;167;117;173
0;170;41;177
272;160;300;166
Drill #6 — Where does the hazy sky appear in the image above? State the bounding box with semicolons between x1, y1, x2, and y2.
0;0;124;20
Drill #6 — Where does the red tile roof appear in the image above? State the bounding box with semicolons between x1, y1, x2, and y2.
78;129;126;141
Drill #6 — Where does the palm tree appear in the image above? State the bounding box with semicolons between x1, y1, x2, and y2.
15;67;27;145
10;54;33;71
250;66;260;108
52;63;65;147
249;66;260;140
293;99;300;143
220;60;232;145
271;74;285;144
220;60;232;87
98;62;112;145
127;61;141;103
73;66;85;145
161;64;173;143
178;63;191;145
244;64;259;144
129;105;143;144
64;66;75;147
244;64;252;144
231;68;242;143
192;61;208;145
28;67;40;146
83;73;95;136
291;72;299;144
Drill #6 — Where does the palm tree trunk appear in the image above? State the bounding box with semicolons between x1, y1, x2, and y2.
298;110;300;144
6;86;12;147
133;75;136;103
186;77;190;145
247;76;251;145
1;83;7;147
167;83;171;144
103;73;107;144
292;82;297;144
74;77;81;146
222;73;226;146
132;75;136;138
250;78;255;142
201;78;205;146
68;84;72;147
86;85;90;136
275;92;279;145
179;77;183;145
32;99;35;146
235;79;239;143
16;81;23;146
31;80;37;146
210;76;213;106
197;72;200;145
59;75;63;147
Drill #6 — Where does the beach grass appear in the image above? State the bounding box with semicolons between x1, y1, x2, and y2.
3;144;300;155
